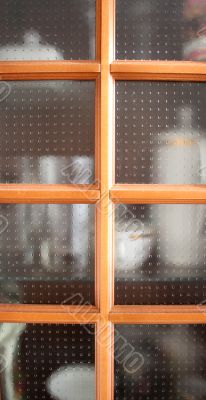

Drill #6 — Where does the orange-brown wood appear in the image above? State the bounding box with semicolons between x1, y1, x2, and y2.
111;305;206;314
111;60;206;81
97;1;115;400
0;184;100;203
0;72;99;81
95;76;101;184
0;61;100;75
0;311;100;323
0;304;99;313
110;185;206;204
109;312;206;324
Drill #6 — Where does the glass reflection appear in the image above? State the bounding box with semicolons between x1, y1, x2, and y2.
115;204;206;305
0;323;95;400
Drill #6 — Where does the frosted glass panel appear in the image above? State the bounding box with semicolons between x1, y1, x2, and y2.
116;81;206;184
0;0;95;60
0;80;95;184
115;204;206;305
0;323;95;400
115;324;206;400
0;204;95;304
116;0;206;61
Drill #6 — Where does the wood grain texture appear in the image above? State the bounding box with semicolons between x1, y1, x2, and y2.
109;312;206;324
0;312;100;323
97;1;115;400
110;185;206;203
111;60;206;81
0;184;100;203
0;60;100;73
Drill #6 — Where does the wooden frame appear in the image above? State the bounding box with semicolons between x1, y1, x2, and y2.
0;0;206;399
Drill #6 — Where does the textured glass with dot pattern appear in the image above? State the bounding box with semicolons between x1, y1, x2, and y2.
0;80;95;184
116;81;206;184
0;323;95;400
0;0;95;60
116;0;206;61
115;324;206;400
0;204;95;304
115;204;206;305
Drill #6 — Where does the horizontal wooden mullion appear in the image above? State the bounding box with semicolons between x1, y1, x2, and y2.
0;184;100;203
111;61;206;81
0;61;100;81
110;305;206;324
0;304;100;323
110;185;206;204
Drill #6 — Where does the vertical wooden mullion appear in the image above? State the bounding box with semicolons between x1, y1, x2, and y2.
96;1;115;400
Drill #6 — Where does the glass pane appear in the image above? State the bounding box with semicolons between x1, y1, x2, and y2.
0;80;95;184
0;323;95;400
116;0;206;61
0;204;95;304
116;81;206;184
115;324;206;400
115;204;206;305
0;0;95;60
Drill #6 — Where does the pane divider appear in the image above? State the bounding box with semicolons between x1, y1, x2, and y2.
0;61;100;80
97;1;115;400
111;60;206;81
110;185;206;203
109;305;206;324
0;305;100;323
0;184;100;203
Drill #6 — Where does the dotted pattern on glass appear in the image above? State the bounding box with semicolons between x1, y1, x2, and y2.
0;0;95;60
0;80;95;184
116;81;206;184
116;0;206;61
115;204;206;305
0;323;95;400
0;204;95;304
115;324;206;400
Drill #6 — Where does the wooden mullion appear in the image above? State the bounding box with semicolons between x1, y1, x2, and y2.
109;309;206;324
97;1;115;400
0;311;100;324
111;60;206;81
0;184;100;203
0;60;100;76
110;184;206;204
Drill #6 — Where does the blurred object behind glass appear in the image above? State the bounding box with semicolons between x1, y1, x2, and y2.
183;0;206;60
